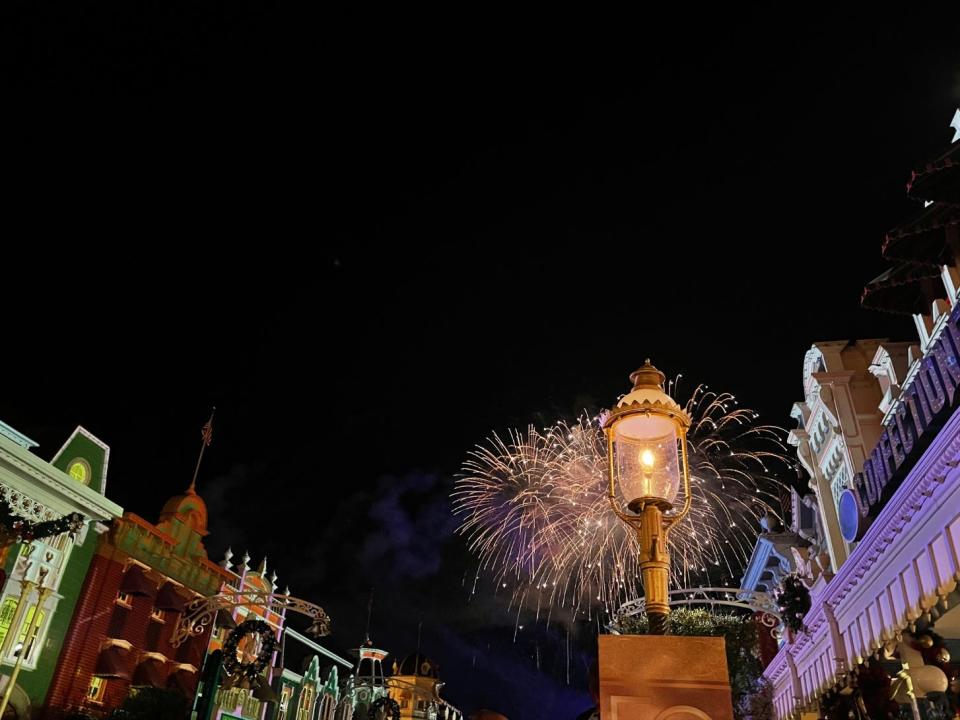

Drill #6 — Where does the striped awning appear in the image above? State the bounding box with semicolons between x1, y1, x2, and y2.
154;582;186;612
119;565;157;598
132;658;168;688
93;644;133;680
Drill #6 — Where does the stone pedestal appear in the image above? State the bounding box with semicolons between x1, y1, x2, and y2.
599;635;734;720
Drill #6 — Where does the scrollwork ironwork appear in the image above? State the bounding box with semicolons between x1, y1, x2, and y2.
171;591;332;647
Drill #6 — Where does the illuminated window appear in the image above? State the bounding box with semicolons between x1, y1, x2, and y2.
67;458;92;486
0;597;18;649
86;676;107;703
297;687;314;720
13;605;45;661
278;686;293;720
116;592;132;607
150;608;165;622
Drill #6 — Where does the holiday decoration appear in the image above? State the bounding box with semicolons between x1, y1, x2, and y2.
905;627;960;718
773;573;810;635
0;498;85;545
820;662;897;720
368;696;401;720
222;619;278;682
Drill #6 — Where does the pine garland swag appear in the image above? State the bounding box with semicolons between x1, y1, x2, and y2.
0;498;85;544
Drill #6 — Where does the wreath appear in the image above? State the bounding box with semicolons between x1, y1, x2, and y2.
222;619;278;681
367;697;400;720
774;573;811;635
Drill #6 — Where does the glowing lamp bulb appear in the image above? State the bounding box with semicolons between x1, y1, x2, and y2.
640;449;655;468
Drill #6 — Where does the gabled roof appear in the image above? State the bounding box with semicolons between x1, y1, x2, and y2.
51;425;111;494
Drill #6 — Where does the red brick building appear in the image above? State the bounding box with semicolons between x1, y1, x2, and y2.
44;487;232;718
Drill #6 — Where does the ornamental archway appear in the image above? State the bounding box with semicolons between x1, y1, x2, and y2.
171;591;331;647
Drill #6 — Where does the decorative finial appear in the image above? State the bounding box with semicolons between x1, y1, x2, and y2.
269;570;278;589
241;550;250;571
221;547;234;570
257;555;268;576
629;359;666;391
284;585;291;597
952;108;960;144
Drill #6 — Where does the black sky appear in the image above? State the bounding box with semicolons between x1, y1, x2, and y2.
5;7;960;718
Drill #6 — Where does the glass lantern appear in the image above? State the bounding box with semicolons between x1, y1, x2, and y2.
610;412;682;509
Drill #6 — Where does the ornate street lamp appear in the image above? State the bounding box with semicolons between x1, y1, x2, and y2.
603;360;692;635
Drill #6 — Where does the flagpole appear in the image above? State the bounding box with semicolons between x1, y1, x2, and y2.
189;407;216;494
364;588;374;645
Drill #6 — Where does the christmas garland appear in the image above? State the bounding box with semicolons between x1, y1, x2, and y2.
222;619;278;682
367;697;400;720
774;573;811;634
0;498;85;544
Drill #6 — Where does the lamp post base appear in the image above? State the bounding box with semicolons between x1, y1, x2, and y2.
599;634;734;720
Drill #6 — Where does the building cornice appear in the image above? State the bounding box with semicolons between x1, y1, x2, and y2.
0;434;122;521
0;421;37;449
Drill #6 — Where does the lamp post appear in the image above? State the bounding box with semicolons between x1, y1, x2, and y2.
0;565;53;719
603;360;692;635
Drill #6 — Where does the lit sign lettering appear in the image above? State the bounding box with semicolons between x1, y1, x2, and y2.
840;300;960;541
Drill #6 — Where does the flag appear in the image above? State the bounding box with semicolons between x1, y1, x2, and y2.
201;409;215;447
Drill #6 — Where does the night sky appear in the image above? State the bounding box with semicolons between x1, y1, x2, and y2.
6;8;960;719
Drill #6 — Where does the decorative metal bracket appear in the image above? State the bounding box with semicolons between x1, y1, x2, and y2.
171;591;332;647
610;586;784;638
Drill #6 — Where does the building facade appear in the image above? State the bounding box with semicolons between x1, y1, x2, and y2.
0;423;123;720
388;652;462;720
761;112;960;720
271;628;351;720
44;485;232;718
196;552;286;720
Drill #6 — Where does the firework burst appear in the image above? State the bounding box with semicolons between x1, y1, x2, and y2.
453;383;792;621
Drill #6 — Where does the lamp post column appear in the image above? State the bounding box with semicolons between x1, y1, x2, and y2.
637;503;670;634
0;573;52;720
